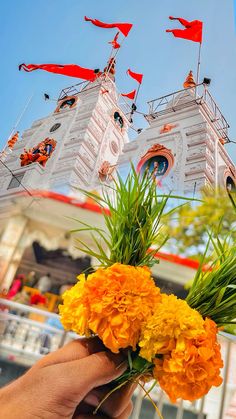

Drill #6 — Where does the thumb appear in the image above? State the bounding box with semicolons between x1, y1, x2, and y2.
55;351;127;403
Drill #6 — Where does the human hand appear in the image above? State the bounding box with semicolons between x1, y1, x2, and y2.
0;338;134;419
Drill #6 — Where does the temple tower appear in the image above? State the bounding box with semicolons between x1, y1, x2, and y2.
118;71;236;195
0;62;129;198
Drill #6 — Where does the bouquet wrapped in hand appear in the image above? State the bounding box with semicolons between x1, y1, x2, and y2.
59;168;236;413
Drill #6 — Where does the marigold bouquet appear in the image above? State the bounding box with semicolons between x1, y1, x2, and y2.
59;168;236;414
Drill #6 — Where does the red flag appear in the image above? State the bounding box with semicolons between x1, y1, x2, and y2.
19;63;101;81
166;16;203;43
84;16;133;37
109;32;120;49
121;89;136;100
127;68;143;84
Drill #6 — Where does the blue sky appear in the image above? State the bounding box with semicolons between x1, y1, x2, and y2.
0;0;236;162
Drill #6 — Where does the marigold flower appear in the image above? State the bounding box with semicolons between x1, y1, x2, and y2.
59;263;161;353
139;294;205;361
153;318;223;402
59;274;91;336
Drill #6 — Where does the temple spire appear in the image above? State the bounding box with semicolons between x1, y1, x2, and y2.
183;70;196;89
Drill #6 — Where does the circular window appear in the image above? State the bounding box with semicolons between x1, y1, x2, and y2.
110;140;119;155
50;123;61;133
226;176;236;191
140;155;169;178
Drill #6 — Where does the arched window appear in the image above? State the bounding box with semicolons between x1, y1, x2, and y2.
60;98;76;109
226;176;236;191
140;156;169;178
113;111;124;129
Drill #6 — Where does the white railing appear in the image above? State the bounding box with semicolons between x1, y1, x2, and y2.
0;299;77;364
146;84;230;144
1;298;236;418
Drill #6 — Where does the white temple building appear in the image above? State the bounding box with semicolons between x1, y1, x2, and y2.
0;63;236;419
0;65;235;291
118;71;236;195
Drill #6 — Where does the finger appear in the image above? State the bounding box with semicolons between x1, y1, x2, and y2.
33;337;105;369
84;382;136;418
52;351;127;403
74;401;133;419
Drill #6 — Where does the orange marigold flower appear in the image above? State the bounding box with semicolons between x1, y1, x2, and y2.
139;294;205;361
59;263;161;353
153;318;223;403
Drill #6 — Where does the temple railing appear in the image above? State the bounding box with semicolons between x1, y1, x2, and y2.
146;84;230;143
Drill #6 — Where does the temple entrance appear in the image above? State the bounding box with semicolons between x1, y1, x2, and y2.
9;241;92;311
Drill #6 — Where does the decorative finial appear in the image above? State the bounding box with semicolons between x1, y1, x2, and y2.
183;70;196;89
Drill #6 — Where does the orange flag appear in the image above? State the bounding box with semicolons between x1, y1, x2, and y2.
166;16;203;43
121;90;136;100
84;16;133;37
127;69;143;84
109;32;120;49
19;63;101;81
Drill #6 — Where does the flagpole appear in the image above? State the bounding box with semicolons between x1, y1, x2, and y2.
134;83;141;105
104;35;127;79
0;92;34;160
196;42;202;85
8;93;34;139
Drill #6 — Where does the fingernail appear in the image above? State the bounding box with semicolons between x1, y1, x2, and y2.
85;392;100;407
107;353;127;370
116;360;128;371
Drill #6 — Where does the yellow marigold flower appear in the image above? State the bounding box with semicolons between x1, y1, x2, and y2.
59;274;91;336
139;294;205;361
59;263;161;353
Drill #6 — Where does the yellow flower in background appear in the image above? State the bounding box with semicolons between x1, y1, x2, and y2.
139;294;205;361
60;263;161;353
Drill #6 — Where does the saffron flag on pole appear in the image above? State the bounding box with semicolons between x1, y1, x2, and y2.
127;69;143;84
166;16;203;43
19;63;101;81
121;89;136;100
84;16;133;37
109;32;120;49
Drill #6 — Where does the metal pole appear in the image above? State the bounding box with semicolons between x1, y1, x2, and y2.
197;397;205;419
134;84;141;105
8;93;34;139
176;400;184;419
104;36;127;79
132;386;143;419
196;43;202;85
218;341;232;419
215;136;219;188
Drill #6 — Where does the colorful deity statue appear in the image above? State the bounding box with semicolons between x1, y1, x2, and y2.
7;131;19;149
20;138;57;167
160;123;178;134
